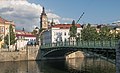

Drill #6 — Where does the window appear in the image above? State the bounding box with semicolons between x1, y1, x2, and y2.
0;26;4;33
64;32;66;36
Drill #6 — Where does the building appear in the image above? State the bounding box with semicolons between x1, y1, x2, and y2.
42;24;82;45
16;30;36;50
0;16;15;48
40;7;48;29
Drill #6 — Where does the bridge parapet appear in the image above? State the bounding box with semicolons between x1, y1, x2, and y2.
40;40;116;63
41;41;116;49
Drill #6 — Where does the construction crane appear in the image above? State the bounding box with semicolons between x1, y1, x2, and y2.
76;12;85;24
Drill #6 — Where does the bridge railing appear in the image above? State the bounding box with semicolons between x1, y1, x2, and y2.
41;40;117;49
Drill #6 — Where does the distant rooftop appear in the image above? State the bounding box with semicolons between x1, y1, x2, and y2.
16;30;35;37
51;24;81;29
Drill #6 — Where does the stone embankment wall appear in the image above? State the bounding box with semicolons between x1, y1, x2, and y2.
116;40;120;73
0;46;40;62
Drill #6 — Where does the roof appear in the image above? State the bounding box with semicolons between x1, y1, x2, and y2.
16;30;36;37
51;24;81;29
0;16;9;23
0;16;15;26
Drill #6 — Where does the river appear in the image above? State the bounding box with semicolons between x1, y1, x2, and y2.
0;57;115;73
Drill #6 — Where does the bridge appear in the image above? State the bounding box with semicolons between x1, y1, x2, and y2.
40;40;117;64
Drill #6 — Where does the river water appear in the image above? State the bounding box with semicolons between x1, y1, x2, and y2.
0;57;115;73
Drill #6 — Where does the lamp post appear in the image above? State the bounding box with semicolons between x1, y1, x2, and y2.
7;27;10;51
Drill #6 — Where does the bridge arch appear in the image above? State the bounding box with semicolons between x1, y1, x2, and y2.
41;47;89;59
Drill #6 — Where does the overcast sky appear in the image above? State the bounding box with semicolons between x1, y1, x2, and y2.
0;0;120;31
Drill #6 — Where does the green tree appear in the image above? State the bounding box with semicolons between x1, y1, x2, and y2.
69;20;77;37
99;26;111;41
81;23;98;41
4;24;16;45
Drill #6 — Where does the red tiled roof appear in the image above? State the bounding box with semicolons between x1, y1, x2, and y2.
0;16;9;23
16;30;36;37
51;24;81;29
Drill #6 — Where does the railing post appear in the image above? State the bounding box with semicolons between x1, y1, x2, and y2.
110;39;112;47
94;40;95;47
82;40;83;47
116;40;120;73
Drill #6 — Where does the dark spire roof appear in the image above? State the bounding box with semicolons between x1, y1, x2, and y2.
51;18;55;26
41;7;46;15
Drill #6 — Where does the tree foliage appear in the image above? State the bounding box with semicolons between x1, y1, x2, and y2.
69;20;77;37
4;24;16;45
81;23;98;41
99;26;111;40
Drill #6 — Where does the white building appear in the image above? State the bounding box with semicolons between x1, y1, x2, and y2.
16;30;36;50
42;24;82;45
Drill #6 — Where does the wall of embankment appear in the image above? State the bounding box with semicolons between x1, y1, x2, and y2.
0;46;40;62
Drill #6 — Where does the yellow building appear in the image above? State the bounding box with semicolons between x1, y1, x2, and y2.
0;16;15;48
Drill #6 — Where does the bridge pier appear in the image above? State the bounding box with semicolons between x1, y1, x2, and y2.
116;40;120;73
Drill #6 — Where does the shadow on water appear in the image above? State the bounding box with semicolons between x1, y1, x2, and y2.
0;57;116;73
37;60;69;73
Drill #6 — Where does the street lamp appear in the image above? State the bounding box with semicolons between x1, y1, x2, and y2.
7;27;10;51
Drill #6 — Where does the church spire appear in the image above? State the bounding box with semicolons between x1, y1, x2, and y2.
42;7;45;13
42;7;46;15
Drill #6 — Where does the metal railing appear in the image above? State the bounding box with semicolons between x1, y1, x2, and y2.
41;40;117;49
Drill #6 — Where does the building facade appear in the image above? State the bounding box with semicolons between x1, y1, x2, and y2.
0;16;15;48
16;30;36;50
42;24;82;45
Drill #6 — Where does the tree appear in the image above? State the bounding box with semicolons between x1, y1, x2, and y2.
81;23;98;41
99;26;111;41
69;20;77;37
4;24;16;45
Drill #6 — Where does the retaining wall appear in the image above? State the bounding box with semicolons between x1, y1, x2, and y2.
0;46;40;62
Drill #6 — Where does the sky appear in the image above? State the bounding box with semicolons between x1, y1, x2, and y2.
0;0;120;31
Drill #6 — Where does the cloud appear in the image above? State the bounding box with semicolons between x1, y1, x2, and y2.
0;0;74;31
62;18;74;22
0;0;62;31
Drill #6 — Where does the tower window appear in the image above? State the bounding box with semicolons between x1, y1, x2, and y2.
64;32;66;36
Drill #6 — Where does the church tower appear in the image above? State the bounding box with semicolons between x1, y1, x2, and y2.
40;7;48;29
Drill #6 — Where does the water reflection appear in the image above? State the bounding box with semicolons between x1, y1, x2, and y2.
0;57;115;73
0;61;41;73
66;57;115;73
